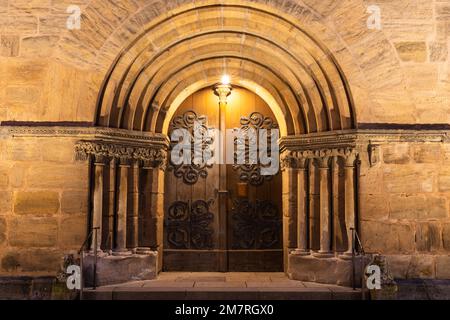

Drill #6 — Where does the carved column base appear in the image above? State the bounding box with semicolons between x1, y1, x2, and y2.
291;249;310;256
87;250;107;258
339;252;355;261
135;247;154;255
313;251;334;259
112;250;133;257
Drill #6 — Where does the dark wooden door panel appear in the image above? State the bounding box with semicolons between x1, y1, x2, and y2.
163;87;282;272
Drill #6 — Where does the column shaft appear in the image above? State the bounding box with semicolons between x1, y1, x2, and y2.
295;159;308;255
114;160;131;255
344;154;356;255
91;159;104;252
319;157;332;255
129;162;140;251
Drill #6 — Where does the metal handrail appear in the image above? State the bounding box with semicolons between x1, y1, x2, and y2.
350;227;367;300
78;227;100;300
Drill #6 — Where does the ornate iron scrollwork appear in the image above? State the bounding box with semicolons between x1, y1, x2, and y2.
231;199;281;250
166;199;215;249
233;112;279;186
168;111;214;185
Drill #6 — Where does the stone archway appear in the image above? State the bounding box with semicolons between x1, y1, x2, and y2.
72;1;363;286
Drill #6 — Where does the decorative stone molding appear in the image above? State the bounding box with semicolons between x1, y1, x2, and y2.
279;129;450;153
0;126;169;146
280;133;357;152
75;140;167;170
281;147;359;169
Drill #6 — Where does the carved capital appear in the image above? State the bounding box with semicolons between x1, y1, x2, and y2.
93;154;108;165
341;148;358;167
281;152;296;170
75;140;167;169
296;157;308;170
315;149;332;169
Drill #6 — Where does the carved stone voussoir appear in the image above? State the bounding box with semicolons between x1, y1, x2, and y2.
75;140;167;169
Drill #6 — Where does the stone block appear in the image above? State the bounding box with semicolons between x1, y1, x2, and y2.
427;197;449;219
0;217;6;244
30;277;55;300
6;139;42;161
83;253;158;287
436;256;450;279
0;191;12;214
0;166;9;188
412;144;442;164
9;0;51;15
442;224;450;251
1;249;61;273
0;277;32;300
59;215;87;247
288;254;364;287
360;194;389;220
27;164;87;189
385;255;412;279
0;35;20;57
389;194;423;220
5;86;41;107
438;175;450;192
382;144;410;164
0;0;7;14
377;1;433;20
9;217;58;247
38;15;69;35
394;42;427;62
6;59;48;86
61;191;88;214
389;195;447;220
383;166;434;193
41;139;75;163
415;223;441;252
361;221;414;254
9;164;27;188
359;167;383;194
405;64;439;91
429;42;448;62
21;35;60;58
0;16;38;35
14;191;60;215
407;255;436;279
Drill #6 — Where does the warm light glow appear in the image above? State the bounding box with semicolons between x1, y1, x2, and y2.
221;75;231;85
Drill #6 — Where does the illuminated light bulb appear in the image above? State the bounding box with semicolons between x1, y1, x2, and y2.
221;74;231;85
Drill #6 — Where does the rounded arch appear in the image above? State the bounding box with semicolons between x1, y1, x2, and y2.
161;78;290;136
79;1;363;135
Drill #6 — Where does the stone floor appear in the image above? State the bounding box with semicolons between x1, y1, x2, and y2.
84;272;362;300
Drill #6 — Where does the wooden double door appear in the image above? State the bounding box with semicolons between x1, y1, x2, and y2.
163;87;282;272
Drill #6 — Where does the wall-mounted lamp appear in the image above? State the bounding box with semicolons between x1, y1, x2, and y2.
213;75;233;105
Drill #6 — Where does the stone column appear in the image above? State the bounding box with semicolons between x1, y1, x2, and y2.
136;162;153;255
318;153;332;257
344;149;357;255
114;158;131;256
129;161;140;252
91;155;105;252
103;158;117;251
293;156;309;255
282;155;297;270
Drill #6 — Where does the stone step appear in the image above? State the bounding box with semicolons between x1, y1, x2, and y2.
83;287;362;300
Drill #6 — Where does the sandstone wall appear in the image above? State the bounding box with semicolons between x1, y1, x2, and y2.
0;0;448;125
0;134;88;276
0;0;449;282
360;139;450;279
